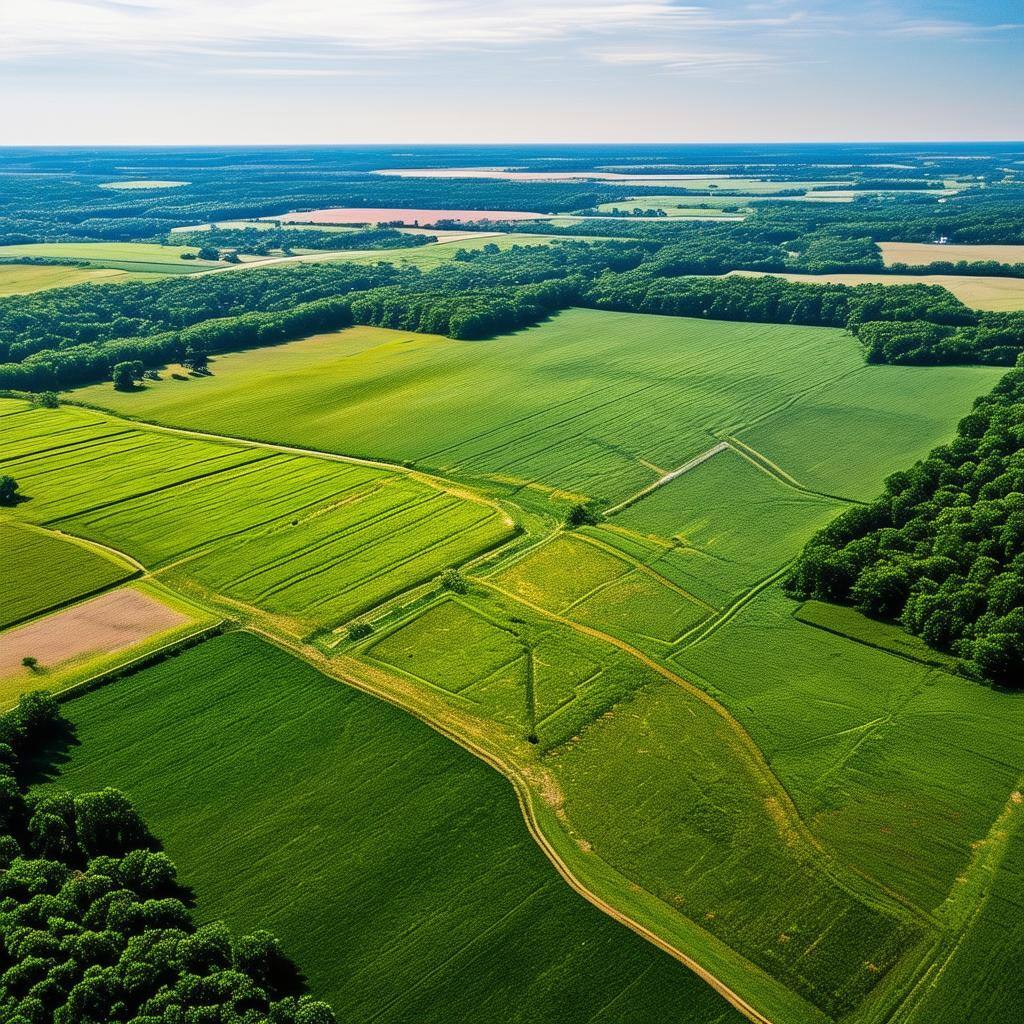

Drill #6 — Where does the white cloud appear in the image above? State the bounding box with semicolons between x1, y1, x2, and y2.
592;47;779;74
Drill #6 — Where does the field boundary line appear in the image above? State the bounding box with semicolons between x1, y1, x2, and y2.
246;624;784;1024
724;435;866;505
604;441;730;515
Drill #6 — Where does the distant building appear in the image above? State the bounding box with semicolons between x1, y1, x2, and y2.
935;235;950;244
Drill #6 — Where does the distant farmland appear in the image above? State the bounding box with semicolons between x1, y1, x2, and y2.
273;207;547;225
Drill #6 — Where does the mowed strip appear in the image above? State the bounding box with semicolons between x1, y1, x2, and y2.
0;586;187;678
1;399;515;633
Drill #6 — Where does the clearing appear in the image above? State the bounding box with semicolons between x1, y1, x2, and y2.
272;207;547;225
0;242;221;274
729;269;1024;311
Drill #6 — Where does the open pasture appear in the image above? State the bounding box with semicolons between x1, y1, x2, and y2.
0;242;220;274
879;241;1024;266
1;399;514;634
729;269;1024;311
71;310;873;507
40;631;742;1024
0;523;136;628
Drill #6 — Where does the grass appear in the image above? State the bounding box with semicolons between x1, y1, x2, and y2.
0;522;136;628
728;270;1024;312
0;242;221;274
674;586;1024;916
73;307;993;513
610;448;842;597
0;263;158;294
794;600;960;670
38;631;744;1024
0;399;514;636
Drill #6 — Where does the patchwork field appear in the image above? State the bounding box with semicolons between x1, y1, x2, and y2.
729;269;1024;311
75;308;997;512
40;631;744;1024
0;242;221;274
879;241;1024;266
0;522;136;628
0;399;514;634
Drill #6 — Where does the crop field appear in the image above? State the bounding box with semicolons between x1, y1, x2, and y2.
364;593;668;749
40;631;743;1024
0;522;136;628
77;308;962;509
0;399;514;634
0;242;221;274
879;241;1024;266
729;269;1024;311
0;263;151;294
673;587;1024;915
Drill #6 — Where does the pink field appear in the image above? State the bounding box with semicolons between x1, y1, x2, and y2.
272;208;546;226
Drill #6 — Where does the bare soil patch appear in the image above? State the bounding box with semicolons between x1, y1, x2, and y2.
0;588;188;677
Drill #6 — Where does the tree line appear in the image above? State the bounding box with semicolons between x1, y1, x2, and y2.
0;691;337;1024
785;360;1024;687
166;226;434;256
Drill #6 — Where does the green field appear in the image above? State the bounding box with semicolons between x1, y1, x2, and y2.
0;522;136;628
73;308;999;511
40;631;745;1024
0;242;221;274
0;400;514;634
0;262;156;294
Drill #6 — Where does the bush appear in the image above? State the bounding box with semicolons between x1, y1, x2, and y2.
438;569;470;594
347;622;373;641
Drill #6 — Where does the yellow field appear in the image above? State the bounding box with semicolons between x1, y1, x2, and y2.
728;269;1024;311
880;241;1024;266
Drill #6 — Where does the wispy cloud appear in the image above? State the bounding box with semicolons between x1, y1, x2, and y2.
592;47;782;75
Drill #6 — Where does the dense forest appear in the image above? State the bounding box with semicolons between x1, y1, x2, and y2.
786;361;1024;687
0;691;336;1024
2;237;1023;391
167;227;433;255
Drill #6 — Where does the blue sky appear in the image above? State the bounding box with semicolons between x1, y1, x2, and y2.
3;0;1022;144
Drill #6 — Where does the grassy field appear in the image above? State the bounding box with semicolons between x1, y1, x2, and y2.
729;269;1024;311
0;399;514;635
879;241;1024;266
359;583;926;1020
0;263;157;294
0;242;221;274
39;631;744;1024
0;522;136;628
72;308;995;512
